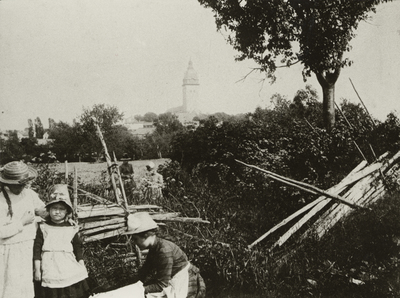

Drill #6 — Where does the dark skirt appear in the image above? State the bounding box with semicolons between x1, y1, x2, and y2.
35;279;90;298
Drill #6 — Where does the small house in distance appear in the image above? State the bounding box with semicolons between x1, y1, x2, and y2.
123;116;155;139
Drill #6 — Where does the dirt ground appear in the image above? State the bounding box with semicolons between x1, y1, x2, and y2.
51;158;170;184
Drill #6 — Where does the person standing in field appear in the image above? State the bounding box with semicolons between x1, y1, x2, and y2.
0;161;46;298
119;153;136;193
141;161;164;202
34;184;90;298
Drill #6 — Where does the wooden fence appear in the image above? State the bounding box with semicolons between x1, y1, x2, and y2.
241;150;400;251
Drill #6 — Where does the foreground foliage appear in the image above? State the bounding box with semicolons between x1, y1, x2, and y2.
29;89;400;296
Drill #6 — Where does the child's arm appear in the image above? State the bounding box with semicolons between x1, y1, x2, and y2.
34;260;41;281
72;232;85;263
33;225;44;281
72;234;87;267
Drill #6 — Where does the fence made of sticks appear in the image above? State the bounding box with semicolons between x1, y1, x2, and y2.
237;149;400;252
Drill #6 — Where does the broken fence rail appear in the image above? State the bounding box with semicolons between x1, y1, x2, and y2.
238;150;400;250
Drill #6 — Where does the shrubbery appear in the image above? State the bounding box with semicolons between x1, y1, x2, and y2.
28;88;400;297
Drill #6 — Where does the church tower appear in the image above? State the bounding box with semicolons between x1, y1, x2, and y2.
182;60;199;113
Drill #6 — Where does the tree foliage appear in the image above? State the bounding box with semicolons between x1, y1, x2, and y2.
0;131;25;163
28;119;35;138
35;117;44;139
48;121;83;161
79;104;124;160
198;0;391;130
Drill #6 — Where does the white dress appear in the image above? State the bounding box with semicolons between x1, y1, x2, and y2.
0;187;45;298
39;223;88;288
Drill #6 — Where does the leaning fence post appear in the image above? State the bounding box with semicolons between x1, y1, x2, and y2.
72;166;78;222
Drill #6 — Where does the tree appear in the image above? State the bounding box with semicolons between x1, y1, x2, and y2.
198;0;391;130
143;112;158;123
79;104;124;160
28;119;35;138
0;131;24;164
35;117;44;139
153;112;184;135
48;121;83;161
48;118;56;130
105;125;138;159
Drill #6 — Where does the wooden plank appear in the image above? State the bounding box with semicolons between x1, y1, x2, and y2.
272;199;333;249
236;159;374;210
78;207;125;218
267;160;384;250
127;205;163;211
159;217;210;224
150;212;180;220
314;173;382;238
82;223;126;236
82;227;126;243
248;197;326;249
77;204;121;211
308;164;383;231
77;189;116;205
80;217;125;230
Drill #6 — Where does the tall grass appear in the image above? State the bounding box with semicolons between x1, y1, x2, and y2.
31;161;400;297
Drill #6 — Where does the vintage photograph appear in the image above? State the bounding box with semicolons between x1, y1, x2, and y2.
1;0;400;297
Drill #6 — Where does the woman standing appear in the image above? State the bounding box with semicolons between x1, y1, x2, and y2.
142;162;164;202
0;161;46;298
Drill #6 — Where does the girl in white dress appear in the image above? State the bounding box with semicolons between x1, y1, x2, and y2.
34;184;90;298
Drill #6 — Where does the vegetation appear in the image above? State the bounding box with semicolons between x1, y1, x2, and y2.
3;85;400;296
197;0;392;130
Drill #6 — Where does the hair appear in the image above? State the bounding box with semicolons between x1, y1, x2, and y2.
1;184;13;217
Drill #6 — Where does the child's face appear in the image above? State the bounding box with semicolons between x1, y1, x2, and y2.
131;234;151;250
49;202;68;223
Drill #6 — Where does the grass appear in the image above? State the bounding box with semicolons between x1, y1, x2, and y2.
50;158;170;185
35;160;400;297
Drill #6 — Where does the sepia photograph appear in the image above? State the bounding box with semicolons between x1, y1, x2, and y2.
1;0;400;297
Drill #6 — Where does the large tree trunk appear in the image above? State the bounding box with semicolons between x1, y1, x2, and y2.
316;67;341;132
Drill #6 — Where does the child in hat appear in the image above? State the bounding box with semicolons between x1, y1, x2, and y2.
33;184;90;298
126;212;206;298
0;161;46;298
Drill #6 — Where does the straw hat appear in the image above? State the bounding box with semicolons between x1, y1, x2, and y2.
0;161;37;185
146;161;155;170
120;153;131;161
46;184;73;210
124;212;158;235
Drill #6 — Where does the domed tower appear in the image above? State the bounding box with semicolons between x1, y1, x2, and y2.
182;60;199;113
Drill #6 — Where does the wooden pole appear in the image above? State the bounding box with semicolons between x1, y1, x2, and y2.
235;159;369;210
349;78;377;128
113;152;129;209
64;160;68;183
335;102;368;162
72;167;78;221
92;119;128;214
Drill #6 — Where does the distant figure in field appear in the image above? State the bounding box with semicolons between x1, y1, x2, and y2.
119;153;136;192
141;162;164;202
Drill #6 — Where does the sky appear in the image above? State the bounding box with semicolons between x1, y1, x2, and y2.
0;0;399;131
